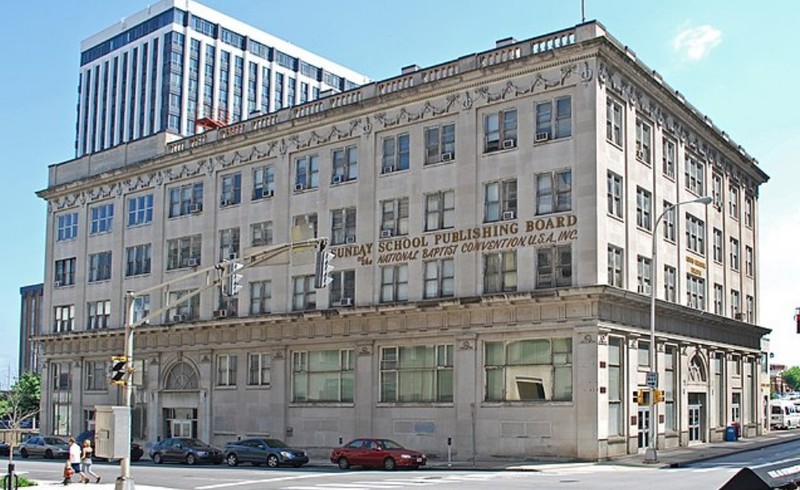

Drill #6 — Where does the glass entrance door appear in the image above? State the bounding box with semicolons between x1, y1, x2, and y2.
688;404;702;442
637;406;651;450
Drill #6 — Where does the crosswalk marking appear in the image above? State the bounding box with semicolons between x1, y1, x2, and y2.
283;472;530;490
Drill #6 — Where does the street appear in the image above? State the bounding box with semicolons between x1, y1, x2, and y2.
9;439;800;490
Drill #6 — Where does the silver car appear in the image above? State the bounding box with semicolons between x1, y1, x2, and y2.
19;436;70;459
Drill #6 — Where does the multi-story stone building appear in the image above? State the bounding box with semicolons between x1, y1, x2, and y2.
19;283;44;375
37;21;769;461
75;0;368;157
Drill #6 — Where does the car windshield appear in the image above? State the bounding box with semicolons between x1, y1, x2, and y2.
183;439;209;448
379;440;404;450
44;437;66;445
264;439;288;448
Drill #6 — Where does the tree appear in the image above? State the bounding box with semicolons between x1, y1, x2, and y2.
0;372;41;465
783;366;800;391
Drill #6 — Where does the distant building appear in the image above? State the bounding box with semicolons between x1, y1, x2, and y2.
771;363;789;394
74;0;369;157
19;283;44;375
39;21;770;460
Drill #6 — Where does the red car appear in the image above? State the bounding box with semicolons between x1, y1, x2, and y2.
330;438;427;470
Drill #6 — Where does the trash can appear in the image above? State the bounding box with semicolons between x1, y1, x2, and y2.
725;425;738;442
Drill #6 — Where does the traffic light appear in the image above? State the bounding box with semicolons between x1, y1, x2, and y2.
636;389;646;405
314;239;335;289
653;389;664;403
222;260;244;296
110;356;127;385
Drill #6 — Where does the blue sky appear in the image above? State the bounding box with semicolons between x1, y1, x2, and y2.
1;0;798;383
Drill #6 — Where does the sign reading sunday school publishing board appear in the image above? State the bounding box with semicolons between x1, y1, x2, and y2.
332;214;578;266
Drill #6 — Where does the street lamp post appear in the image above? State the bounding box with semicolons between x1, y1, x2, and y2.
644;195;712;464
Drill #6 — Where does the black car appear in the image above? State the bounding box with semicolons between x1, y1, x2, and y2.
0;441;9;457
149;437;224;465
223;438;309;468
76;430;144;462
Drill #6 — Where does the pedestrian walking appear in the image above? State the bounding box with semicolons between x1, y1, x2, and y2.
67;438;81;484
80;439;101;483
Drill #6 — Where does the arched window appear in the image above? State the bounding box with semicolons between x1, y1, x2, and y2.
164;361;199;390
689;354;707;383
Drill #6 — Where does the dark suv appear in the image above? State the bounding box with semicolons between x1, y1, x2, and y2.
76;430;144;462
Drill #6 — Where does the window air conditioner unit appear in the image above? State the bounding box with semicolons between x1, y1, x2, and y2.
502;138;516;149
380;229;394;238
340;298;353;307
190;203;203;213
637;285;651;294
502;210;516;220
187;257;199;267
734;312;744;320
535;132;550;142
227;252;238;260
345;235;356;244
54;280;63;287
636;149;646;160
441;152;454;162
220;199;231;207
263;189;274;198
294;183;306;192
383;165;395;174
332;175;343;184
213;309;228;318
172;314;187;323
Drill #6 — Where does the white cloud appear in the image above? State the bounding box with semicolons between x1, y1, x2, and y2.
673;25;722;61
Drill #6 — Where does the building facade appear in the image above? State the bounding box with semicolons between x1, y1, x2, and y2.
75;0;369;158
19;283;44;375
38;22;769;461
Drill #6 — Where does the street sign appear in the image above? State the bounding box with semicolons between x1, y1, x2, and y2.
646;371;658;388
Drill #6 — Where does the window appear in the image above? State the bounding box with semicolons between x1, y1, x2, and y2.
729;185;740;220
484;108;517;152
125;244;151;276
248;353;271;386
292;349;354;402
332;145;358;183
168;289;199;321
607;337;624;436
90;204;114;234
166;234;202;270
635;118;652;164
713;283;724;315
607;172;623;218
169;182;203;217
380;198;409;237
664;265;676;302
331;207;357;245
662;138;676;179
713;229;723;263
380;345;453;402
293;213;318;238
685;213;706;255
249;280;271;315
295;155;320;190
746;295;754;323
330;270;356;307
484;251;517;293
636;187;652;230
536;170;572;215
607;246;624;287
425;190;455;231
606;98;623;146
686;274;705;309
132;295;150;324
252;165;275;200
536;245;572;288
638;341;650;368
730;289;741;316
88;251;112;282
712;173;723;210
219;228;240;261
54;305;75;333
535;96;571;141
381;134;410;173
127;194;153;227
484;179;517;222
685;155;705;196
292;275;316;311
745;246;753;277
424;123;455;164
85;361;107;391
87;300;111;330
251;221;273;247
485;338;572;401
729;237;740;271
220;172;242;206
637;256;652;294
424;259;454;299
744;197;753;228
663;201;675;241
664;346;677;432
380;264;409;302
57;212;79;241
216;354;237;387
55;258;76;286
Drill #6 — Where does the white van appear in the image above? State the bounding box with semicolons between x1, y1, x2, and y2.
770;399;800;429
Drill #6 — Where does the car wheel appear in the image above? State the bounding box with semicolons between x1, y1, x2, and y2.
266;454;279;468
226;453;239;467
338;457;350;470
153;453;163;464
45;449;53;459
187;454;197;465
20;449;28;459
383;457;396;471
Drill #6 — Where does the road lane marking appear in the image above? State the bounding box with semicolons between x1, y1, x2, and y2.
195;473;332;489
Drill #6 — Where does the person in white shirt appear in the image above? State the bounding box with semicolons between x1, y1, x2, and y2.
67;438;82;483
